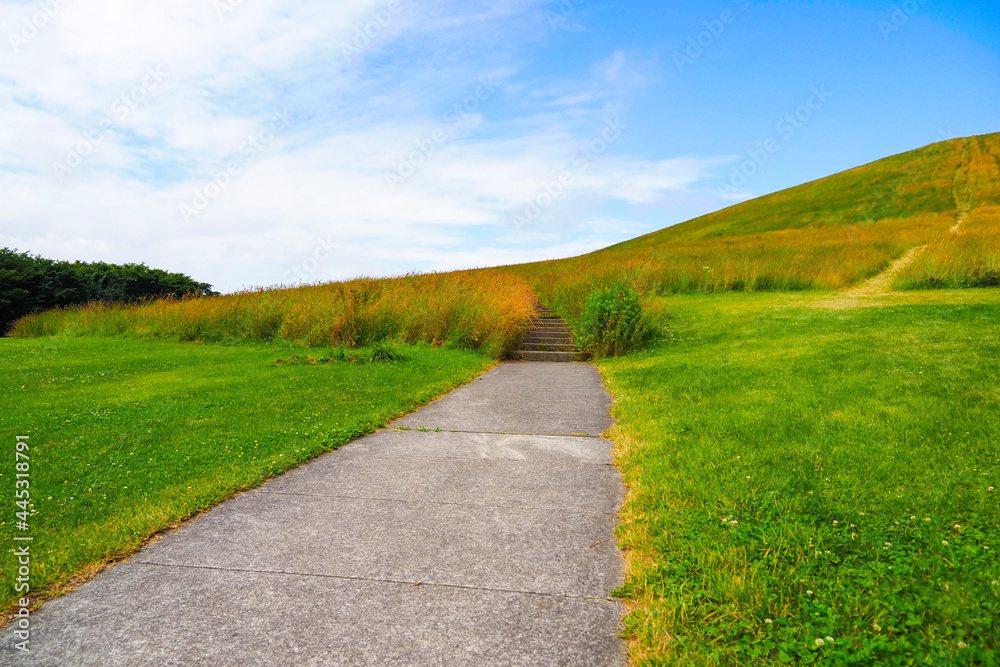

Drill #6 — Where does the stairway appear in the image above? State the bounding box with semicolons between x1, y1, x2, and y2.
517;305;581;362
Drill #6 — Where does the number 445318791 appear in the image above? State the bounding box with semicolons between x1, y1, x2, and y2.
15;437;30;530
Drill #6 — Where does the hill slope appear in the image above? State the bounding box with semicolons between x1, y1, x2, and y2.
508;133;1000;314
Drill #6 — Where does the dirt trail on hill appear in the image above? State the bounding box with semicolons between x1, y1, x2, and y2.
950;139;974;234
812;140;977;309
823;139;975;305
841;245;928;298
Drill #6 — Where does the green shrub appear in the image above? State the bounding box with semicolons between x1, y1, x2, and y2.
576;281;653;358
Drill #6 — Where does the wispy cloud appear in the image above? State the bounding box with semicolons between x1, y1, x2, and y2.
0;0;723;292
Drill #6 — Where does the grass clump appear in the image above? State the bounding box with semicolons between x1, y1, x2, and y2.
577;281;653;358
602;292;1000;665
895;208;1000;290
273;343;406;366
0;337;492;613
368;342;406;363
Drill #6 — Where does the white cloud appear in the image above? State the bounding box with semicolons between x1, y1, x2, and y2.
588;157;726;203
0;0;727;293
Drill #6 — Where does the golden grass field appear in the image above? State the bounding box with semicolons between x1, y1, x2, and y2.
11;270;537;359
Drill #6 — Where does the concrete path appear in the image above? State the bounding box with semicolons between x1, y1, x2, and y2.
1;362;627;666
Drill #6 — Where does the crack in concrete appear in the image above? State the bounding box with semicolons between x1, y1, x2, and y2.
127;561;622;604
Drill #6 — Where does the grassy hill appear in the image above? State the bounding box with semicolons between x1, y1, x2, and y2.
509;133;1000;318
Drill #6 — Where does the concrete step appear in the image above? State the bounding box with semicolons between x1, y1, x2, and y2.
519;350;582;362
520;343;577;352
525;331;573;338
524;335;575;344
519;308;578;362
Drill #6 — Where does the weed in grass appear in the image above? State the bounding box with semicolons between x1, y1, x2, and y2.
576;281;655;358
274;343;406;365
369;342;405;363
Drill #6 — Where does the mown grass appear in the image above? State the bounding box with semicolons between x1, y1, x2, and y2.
0;337;492;612
601;291;1000;665
10;269;537;360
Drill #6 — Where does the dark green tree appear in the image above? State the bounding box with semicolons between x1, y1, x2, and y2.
0;248;217;334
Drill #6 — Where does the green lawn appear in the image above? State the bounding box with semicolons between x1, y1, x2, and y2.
603;291;1000;666
0;337;492;610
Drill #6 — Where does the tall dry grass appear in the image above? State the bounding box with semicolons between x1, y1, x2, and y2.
896;206;1000;290
11;270;538;359
508;212;955;323
896;136;1000;290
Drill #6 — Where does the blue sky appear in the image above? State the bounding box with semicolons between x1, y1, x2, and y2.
1;0;997;292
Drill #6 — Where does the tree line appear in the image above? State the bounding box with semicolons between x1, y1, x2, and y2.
0;248;218;334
